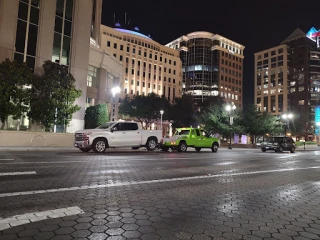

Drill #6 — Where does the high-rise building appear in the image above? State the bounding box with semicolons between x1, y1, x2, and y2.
166;32;245;108
254;28;320;136
100;23;183;101
0;0;123;132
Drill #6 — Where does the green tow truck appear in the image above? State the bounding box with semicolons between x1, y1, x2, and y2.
161;127;220;152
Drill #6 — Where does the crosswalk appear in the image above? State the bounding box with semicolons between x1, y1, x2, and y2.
0;206;84;231
0;155;37;176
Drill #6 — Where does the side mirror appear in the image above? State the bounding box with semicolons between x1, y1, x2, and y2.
110;128;114;133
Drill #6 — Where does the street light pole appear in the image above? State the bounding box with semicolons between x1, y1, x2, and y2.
111;86;121;121
160;110;164;130
226;104;236;150
282;113;293;136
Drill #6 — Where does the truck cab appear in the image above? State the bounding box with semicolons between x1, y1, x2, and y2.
161;127;220;152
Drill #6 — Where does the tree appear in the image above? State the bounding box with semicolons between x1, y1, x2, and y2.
119;93;170;129
85;104;109;129
197;103;244;137
241;105;283;142
169;94;196;128
198;96;224;111
28;61;82;131
0;59;33;129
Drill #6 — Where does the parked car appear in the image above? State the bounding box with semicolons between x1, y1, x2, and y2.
161;127;220;152
74;121;162;153
261;136;295;153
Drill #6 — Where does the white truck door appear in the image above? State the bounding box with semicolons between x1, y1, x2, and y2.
122;123;141;146
109;123;127;146
110;123;141;146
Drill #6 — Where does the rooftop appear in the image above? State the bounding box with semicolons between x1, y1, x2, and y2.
113;22;151;39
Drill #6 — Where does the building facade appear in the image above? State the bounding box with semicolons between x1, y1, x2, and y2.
166;32;245;108
100;24;183;101
254;45;289;114
0;0;123;132
254;28;320;136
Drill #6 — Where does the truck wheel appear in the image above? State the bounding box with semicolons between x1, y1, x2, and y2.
290;147;295;153
178;141;187;152
79;148;91;152
195;147;201;152
146;137;157;151
211;143;219;152
92;138;107;153
261;147;266;152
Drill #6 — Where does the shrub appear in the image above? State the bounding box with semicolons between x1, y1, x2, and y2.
84;104;109;129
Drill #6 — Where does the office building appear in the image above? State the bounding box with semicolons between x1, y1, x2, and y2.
254;27;320;136
166;32;245;108
0;0;123;132
100;23;183;101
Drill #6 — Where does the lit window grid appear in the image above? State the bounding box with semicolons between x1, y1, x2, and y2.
218;51;243;107
254;46;289;115
100;25;182;101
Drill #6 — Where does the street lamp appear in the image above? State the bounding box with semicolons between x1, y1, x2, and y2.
282;113;293;136
160;110;164;130
111;86;121;121
226;104;236;149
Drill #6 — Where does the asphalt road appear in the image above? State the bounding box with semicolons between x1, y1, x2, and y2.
0;147;320;240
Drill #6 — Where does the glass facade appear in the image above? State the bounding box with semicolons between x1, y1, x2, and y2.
52;0;73;66
14;0;40;70
180;38;219;102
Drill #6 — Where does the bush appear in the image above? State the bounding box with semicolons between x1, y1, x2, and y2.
295;141;317;146
84;104;109;129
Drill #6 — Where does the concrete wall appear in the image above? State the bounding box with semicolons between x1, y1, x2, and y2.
67;0;93;133
0;0;19;61
0;131;74;147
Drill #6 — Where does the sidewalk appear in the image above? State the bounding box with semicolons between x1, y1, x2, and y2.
0;146;76;151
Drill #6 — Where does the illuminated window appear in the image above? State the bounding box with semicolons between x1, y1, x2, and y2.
87;65;99;87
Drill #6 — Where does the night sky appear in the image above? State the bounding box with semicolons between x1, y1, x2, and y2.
101;0;320;106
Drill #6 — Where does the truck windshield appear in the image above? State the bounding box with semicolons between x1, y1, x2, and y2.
175;130;190;135
96;122;115;129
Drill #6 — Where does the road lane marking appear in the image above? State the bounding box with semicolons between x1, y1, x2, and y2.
1;166;320;198
0;155;277;165
0;171;36;176
0;206;84;231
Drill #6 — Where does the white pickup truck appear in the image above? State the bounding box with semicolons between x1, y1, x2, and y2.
74;121;163;153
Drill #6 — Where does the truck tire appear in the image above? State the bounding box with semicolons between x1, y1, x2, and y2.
290;147;295;153
79;148;91;152
92;138;107;153
195;147;201;152
178;141;187;152
146;137;157;151
261;147;266;152
211;143;218;152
